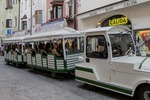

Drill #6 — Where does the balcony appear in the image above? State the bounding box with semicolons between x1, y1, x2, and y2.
50;0;64;5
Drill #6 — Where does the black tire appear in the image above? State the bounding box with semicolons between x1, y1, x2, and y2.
6;60;10;65
137;85;150;100
51;72;57;78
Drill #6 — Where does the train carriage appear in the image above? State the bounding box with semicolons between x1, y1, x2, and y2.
24;27;84;77
3;33;29;66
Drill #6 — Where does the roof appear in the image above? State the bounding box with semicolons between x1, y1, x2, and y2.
3;30;29;43
84;26;131;34
24;27;84;42
3;35;29;43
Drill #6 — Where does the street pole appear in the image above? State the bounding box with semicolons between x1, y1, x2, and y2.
74;0;77;30
18;0;20;31
30;0;32;35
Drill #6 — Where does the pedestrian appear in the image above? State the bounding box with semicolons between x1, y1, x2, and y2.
1;45;4;56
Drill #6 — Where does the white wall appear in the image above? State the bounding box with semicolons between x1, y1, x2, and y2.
78;0;123;14
78;2;150;31
20;0;31;30
20;0;47;34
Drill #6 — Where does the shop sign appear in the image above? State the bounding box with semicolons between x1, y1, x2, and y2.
105;6;114;12
109;17;128;26
89;11;98;16
5;28;12;34
124;0;137;7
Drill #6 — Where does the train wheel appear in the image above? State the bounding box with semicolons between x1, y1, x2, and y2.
138;85;150;100
51;72;57;78
6;60;10;65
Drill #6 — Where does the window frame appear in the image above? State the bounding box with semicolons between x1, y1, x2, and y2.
86;35;108;59
52;5;63;19
6;19;12;28
21;21;27;30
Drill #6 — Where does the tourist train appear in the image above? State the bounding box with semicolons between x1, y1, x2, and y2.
4;27;84;77
3;26;150;100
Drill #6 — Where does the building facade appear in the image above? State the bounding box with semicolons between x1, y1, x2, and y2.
46;0;77;29
20;0;47;34
0;0;19;38
77;0;150;56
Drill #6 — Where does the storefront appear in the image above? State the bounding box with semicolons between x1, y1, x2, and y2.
77;0;150;56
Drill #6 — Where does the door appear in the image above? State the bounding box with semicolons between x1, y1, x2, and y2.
86;34;111;81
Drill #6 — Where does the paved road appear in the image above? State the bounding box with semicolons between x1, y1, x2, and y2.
0;56;134;100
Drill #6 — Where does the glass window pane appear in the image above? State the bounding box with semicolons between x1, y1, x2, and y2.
86;35;108;59
65;37;84;55
57;6;62;18
109;34;134;57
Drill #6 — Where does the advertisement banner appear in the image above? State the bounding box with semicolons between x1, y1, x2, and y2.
35;18;67;33
136;30;150;56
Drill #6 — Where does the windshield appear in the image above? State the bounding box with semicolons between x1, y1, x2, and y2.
65;37;84;55
109;34;135;57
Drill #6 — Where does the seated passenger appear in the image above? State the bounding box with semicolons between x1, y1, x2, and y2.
52;42;61;57
15;45;21;54
97;45;107;58
72;38;78;52
112;43;123;56
45;43;51;53
41;44;47;56
28;44;36;56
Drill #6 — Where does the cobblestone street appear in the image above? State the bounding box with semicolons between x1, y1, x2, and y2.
0;56;134;100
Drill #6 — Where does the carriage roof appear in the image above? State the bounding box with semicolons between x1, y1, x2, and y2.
84;26;131;34
24;27;83;42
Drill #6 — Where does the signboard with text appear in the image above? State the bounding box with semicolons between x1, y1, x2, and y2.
109;17;128;26
35;18;67;33
101;15;131;27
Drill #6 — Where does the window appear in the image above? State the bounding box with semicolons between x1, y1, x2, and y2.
35;10;43;24
6;19;12;28
86;35;108;59
67;0;74;17
65;37;84;55
109;33;134;57
14;17;17;27
21;21;27;30
53;5;63;19
6;0;12;8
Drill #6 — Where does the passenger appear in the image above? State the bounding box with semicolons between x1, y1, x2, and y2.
45;43;51;53
112;43;123;56
41;44;47;56
29;44;36;56
72;38;78;52
97;41;108;58
15;45;21;54
34;44;38;53
52;42;61;57
58;42;63;56
65;40;69;52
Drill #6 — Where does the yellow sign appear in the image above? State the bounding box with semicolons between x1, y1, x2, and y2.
109;17;128;26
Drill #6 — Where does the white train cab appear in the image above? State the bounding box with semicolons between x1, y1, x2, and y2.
75;26;150;100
